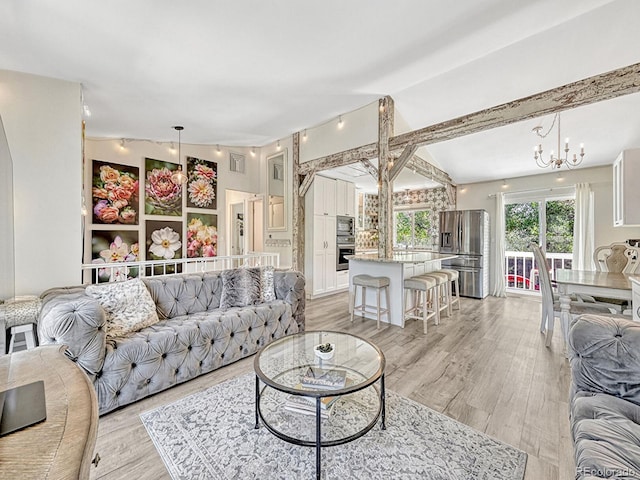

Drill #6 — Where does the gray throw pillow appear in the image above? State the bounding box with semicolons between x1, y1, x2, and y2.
260;266;276;302
220;268;261;310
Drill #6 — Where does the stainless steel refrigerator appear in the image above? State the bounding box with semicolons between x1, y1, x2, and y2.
439;210;490;299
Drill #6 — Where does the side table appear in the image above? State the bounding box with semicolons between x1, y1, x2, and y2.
0;345;99;479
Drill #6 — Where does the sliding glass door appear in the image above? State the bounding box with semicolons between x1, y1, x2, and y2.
504;192;574;291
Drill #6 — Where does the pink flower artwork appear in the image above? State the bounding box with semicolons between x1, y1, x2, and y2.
92;161;139;225
186;157;217;209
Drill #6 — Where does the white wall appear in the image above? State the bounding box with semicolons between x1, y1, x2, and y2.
457;165;640;289
0;69;81;295
85;138;260;265
300;101;378;163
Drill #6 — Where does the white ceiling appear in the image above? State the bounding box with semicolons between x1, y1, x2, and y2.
1;0;639;184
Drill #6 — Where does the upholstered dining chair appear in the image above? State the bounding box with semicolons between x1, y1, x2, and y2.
593;242;640;273
591;242;640;313
530;243;613;348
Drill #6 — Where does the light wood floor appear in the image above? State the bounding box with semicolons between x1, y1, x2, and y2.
89;292;574;480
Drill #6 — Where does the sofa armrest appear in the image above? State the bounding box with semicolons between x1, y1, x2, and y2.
274;270;306;331
39;291;107;378
569;314;640;406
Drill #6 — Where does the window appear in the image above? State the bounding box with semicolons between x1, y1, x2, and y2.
394;209;433;248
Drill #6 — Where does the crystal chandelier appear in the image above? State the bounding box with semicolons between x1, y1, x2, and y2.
533;113;584;169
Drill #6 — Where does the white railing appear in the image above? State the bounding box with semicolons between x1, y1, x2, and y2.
505;250;572;292
82;253;280;285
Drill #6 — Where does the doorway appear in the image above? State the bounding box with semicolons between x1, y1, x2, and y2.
225;190;264;257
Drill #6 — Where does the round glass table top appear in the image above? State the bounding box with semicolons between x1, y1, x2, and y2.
254;330;385;396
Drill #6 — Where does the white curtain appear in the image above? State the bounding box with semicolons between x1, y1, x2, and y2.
492;192;506;297
573;182;595;271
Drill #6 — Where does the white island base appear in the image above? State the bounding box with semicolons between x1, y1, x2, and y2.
347;252;457;328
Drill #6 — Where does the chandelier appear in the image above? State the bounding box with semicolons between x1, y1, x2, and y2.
532;113;584;169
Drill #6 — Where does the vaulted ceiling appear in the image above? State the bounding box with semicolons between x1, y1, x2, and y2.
1;0;638;184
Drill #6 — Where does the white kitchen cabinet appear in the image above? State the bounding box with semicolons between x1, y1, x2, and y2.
336;179;356;217
336;270;349;289
305;176;342;298
311;215;337;296
312;175;336;217
613;149;640;226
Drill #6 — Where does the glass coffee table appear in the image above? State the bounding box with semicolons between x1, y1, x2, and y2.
254;331;386;479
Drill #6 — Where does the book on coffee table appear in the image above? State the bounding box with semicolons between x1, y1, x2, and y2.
300;367;347;389
283;393;338;418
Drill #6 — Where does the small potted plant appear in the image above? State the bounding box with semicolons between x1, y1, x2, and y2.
314;342;335;360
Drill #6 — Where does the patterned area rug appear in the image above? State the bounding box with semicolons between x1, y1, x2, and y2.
140;374;527;480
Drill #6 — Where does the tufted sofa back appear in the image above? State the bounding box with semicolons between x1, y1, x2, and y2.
142;272;223;319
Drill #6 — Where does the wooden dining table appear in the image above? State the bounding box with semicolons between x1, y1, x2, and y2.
555;270;638;345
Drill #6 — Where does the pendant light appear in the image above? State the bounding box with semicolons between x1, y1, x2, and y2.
171;126;187;184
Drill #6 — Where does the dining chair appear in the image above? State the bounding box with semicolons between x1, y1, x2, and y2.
593;242;640;273
530;243;613;348
591;242;640;312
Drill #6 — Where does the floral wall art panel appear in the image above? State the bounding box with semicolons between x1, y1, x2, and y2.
186;156;217;209
145;158;182;216
92;160;139;225
91;230;140;283
186;212;218;258
145;220;183;275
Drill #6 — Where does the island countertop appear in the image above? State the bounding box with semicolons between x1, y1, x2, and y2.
346;251;457;264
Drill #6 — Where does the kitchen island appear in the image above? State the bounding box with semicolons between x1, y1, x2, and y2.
347;251;457;327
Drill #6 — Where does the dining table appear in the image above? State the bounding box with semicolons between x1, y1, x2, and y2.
555;270;638;345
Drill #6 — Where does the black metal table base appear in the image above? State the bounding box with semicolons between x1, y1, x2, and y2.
254;373;386;479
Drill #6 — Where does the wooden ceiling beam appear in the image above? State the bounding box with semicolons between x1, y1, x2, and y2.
297;142;377;175
388;62;640;151
389;144;418;182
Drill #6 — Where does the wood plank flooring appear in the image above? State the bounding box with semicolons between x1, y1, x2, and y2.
89;292;574;480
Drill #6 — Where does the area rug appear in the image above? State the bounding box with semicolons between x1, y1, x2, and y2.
140;374;527;480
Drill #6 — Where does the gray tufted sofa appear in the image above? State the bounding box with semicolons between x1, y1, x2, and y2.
568;314;640;479
38;269;305;414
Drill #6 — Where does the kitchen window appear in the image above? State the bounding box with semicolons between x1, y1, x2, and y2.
393;209;433;249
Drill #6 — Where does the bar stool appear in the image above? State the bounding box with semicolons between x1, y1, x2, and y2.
438;268;461;313
1;296;41;354
403;276;439;333
418;272;451;317
350;274;390;329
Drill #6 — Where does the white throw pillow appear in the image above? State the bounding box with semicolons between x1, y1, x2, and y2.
86;278;159;337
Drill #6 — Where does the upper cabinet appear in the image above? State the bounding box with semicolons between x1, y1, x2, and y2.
336;179;355;217
312;175;337;216
613;149;640;226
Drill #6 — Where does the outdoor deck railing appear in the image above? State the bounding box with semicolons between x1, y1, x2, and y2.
81;252;280;285
505;250;572;292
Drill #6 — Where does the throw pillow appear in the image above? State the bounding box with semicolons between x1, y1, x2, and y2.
86;278;159;337
260;265;276;302
220;268;260;310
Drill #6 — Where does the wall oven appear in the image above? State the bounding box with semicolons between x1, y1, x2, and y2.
336;216;355;237
336;236;355;271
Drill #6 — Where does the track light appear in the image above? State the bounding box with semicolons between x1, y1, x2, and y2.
276;140;281;150
216;144;221;155
119;139;125;150
250;147;256;157
302;129;307;141
337;115;344;129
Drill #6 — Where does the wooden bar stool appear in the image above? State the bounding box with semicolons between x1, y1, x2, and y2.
350;274;390;329
418;272;450;318
438;268;461;312
403;276;439;333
